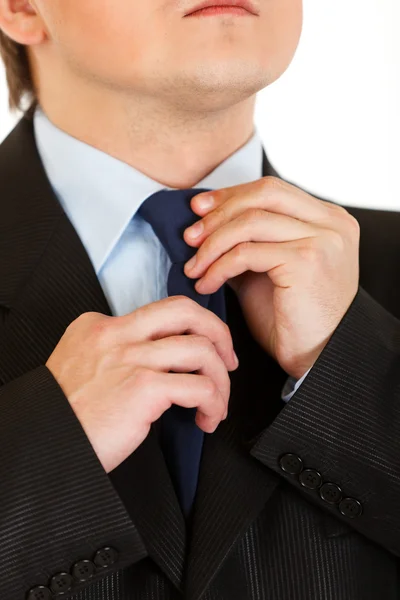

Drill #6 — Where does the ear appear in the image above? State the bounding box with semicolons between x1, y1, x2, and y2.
0;0;46;45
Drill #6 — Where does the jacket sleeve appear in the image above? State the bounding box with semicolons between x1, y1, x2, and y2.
250;284;400;557
0;364;147;600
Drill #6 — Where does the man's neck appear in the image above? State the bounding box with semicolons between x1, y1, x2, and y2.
37;89;257;189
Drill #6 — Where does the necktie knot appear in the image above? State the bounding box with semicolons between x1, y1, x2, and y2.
137;188;212;264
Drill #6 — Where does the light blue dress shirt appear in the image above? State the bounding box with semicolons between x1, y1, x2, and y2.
33;105;310;401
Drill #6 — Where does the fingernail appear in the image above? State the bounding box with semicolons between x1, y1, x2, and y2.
186;220;204;239
186;254;197;271
197;195;214;210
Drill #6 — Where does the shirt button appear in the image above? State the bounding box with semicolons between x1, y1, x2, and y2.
299;468;322;490
339;497;363;518
319;482;343;504
279;453;303;476
72;559;96;582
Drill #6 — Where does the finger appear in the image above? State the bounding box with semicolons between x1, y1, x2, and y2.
126;335;231;409
184;208;315;280
149;371;227;433
193;239;311;294
185;176;339;247
116;296;238;371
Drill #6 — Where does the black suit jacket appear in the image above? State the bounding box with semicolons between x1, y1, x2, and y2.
1;112;400;600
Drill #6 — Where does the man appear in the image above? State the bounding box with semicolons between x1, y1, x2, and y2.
0;1;399;599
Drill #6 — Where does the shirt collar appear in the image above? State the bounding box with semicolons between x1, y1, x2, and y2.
33;105;264;274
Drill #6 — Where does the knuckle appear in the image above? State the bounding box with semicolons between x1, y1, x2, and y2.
193;334;214;354
184;307;203;329
198;234;213;255
260;175;283;191
214;205;227;223
179;295;198;311
243;207;265;224
168;295;198;316
221;319;232;340
334;203;349;215
72;311;98;327
89;315;113;341
328;204;360;238
78;311;98;320
322;199;345;212
297;240;318;263
233;241;252;261
347;214;361;237
203;377;218;399
169;294;189;304
328;230;346;253
169;334;192;350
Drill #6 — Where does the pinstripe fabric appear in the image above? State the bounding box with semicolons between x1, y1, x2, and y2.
1;112;400;600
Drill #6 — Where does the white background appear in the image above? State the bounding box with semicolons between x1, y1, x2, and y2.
0;0;398;211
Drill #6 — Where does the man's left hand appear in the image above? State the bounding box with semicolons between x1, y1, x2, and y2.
183;177;360;380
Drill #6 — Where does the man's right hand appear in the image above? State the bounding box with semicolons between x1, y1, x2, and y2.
45;295;239;474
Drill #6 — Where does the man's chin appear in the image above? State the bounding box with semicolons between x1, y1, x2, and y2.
177;68;270;104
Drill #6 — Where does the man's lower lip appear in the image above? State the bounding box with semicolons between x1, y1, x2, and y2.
185;6;251;17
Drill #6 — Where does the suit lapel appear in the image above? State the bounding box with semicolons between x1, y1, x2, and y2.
0;115;287;600
0;115;187;594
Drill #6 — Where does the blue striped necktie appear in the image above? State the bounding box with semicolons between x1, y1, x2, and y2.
137;188;227;523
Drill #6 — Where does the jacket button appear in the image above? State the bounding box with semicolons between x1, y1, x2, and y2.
93;546;119;568
49;572;73;594
339;497;363;518
279;453;303;475
72;559;96;582
319;482;343;504
299;468;322;490
26;585;52;600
